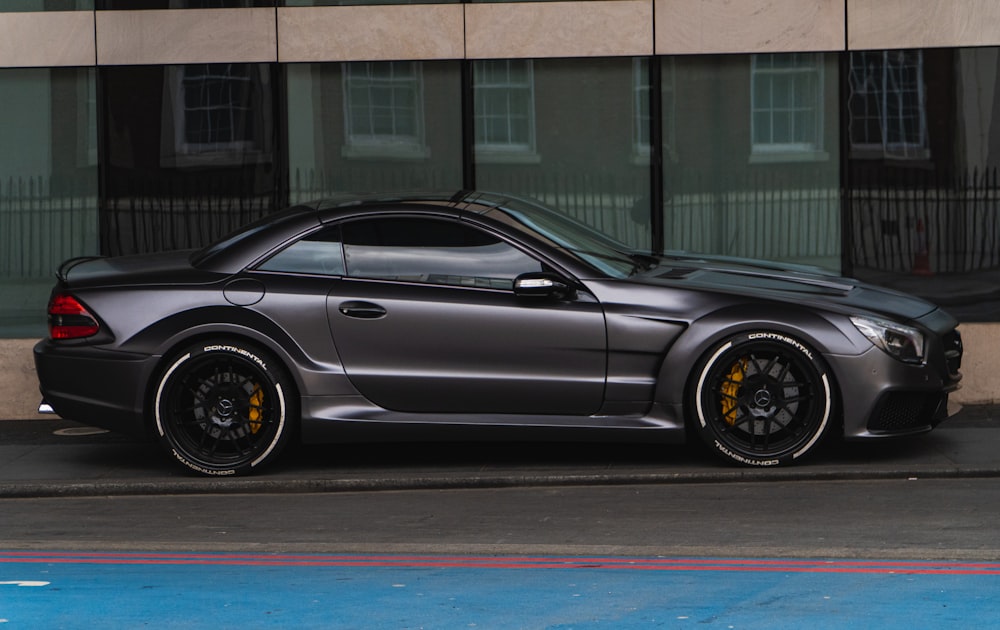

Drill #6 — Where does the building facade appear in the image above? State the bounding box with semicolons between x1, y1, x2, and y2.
3;0;1000;416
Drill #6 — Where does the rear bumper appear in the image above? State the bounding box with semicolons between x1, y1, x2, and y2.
33;339;157;439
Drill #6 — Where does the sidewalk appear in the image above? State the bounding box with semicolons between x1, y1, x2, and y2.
1;405;998;499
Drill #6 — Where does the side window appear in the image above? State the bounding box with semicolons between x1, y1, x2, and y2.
258;226;345;276
342;217;543;289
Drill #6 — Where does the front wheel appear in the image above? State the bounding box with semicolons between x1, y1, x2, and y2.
691;331;834;466
154;340;295;476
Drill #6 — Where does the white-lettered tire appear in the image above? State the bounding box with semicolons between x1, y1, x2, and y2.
154;340;295;476
691;331;834;466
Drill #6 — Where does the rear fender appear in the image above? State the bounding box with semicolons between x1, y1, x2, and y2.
126;307;352;409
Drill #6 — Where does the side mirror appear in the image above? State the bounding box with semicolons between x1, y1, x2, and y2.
513;272;576;301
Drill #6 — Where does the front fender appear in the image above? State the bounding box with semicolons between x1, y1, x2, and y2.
652;304;862;414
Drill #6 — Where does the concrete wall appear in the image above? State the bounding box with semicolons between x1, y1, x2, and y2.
1;339;47;420
6;1;1000;69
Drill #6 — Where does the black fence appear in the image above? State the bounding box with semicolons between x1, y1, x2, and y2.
847;168;1000;274
4;167;1000;280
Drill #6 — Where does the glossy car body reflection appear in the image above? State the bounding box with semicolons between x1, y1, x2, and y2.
35;191;963;475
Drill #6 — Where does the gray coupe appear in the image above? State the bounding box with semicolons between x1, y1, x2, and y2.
35;191;963;475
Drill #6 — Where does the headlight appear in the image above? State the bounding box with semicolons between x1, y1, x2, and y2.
850;315;925;364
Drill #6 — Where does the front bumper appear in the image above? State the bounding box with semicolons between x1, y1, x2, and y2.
834;338;961;440
33;339;159;439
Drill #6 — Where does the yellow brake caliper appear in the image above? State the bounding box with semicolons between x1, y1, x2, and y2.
248;385;264;434
720;359;747;426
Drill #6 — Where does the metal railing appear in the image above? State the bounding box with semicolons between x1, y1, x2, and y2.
4;168;1000;280
848;167;1000;274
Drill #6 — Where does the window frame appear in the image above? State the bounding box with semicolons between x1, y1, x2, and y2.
162;63;271;167
339;215;544;290
473;59;539;164
749;53;827;163
341;61;429;160
847;49;930;160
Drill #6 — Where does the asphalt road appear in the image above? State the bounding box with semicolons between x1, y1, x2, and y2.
2;476;999;560
4;412;1000;628
0;406;998;560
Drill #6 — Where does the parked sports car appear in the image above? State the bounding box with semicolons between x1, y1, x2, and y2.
35;191;963;475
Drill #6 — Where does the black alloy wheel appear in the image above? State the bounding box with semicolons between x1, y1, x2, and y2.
154;340;295;476
691;331;833;466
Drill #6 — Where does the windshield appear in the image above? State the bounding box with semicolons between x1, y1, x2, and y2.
481;196;643;278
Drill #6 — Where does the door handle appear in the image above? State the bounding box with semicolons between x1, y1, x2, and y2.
338;301;387;319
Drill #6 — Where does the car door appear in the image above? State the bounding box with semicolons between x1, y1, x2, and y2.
327;215;607;416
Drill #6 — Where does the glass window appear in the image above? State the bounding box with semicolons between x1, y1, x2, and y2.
848;50;929;160
101;63;278;257
286;61;462;202
282;0;454;5
178;63;258;154
474;60;537;160
97;1;271;8
3;0;92;9
475;58;651;251
664;54;840;270
845;47;1000;322
258;226;345;275
343;62;427;160
751;53;823;156
342;217;542;288
0;68;98;337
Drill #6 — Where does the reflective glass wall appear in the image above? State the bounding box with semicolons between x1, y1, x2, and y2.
663;53;842;270
844;48;1000;321
286;61;464;201
101;63;280;256
6;48;1000;335
2;1;93;10
0;68;98;336
474;58;652;249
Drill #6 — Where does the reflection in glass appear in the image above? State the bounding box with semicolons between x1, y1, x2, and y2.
282;1;455;5
97;1;271;8
664;54;841;271
474;58;653;251
101;64;278;256
846;48;1000;321
474;60;535;156
2;1;93;10
286;62;462;202
0;68;98;337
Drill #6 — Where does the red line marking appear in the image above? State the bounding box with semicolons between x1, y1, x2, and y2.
2;551;1000;575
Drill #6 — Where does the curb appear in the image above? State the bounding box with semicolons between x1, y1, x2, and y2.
5;465;1000;499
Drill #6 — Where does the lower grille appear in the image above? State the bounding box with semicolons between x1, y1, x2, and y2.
868;392;946;433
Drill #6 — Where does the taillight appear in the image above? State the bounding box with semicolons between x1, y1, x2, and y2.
48;294;100;340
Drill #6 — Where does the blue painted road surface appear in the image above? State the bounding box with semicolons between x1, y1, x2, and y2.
2;552;999;628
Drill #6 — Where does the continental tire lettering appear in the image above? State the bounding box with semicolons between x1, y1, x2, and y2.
747;332;814;360
171;450;236;476
203;345;267;370
714;441;780;467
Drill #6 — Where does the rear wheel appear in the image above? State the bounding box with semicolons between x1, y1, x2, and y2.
154;340;295;476
691;331;833;466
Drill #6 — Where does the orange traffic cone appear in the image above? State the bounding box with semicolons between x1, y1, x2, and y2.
912;218;933;276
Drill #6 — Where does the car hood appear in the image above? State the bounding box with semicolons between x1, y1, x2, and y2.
57;250;221;288
635;253;942;323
